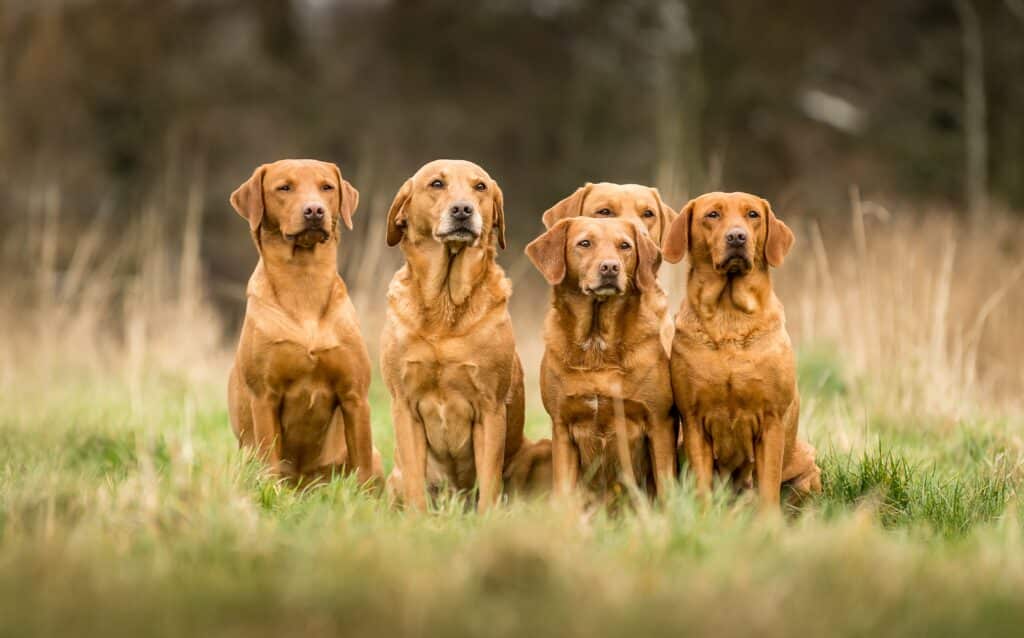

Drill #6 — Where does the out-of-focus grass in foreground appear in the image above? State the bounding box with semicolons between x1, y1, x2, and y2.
1;350;1022;638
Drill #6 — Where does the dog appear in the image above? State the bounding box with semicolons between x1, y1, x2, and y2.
526;217;677;501
380;159;529;511
542;182;678;352
227;159;382;485
662;191;821;510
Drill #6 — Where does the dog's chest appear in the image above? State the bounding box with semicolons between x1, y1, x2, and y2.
676;333;794;410
400;340;490;461
263;319;350;379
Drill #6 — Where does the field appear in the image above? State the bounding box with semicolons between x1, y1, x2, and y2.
2;200;1024;637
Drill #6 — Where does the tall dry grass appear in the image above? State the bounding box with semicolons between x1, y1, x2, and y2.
780;189;1024;416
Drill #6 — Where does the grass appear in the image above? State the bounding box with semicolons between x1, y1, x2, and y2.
2;198;1024;636
1;348;1023;638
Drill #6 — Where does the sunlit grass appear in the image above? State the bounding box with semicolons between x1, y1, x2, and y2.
1;349;1023;637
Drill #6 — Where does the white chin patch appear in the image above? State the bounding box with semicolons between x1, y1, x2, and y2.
436;214;483;241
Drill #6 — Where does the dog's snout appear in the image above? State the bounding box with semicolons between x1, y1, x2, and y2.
449;201;476;221
303;203;326;222
599;260;621;276
726;228;748;247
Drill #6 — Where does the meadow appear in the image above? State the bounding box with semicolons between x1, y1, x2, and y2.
2;193;1023;637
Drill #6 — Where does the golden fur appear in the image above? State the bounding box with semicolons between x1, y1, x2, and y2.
526;217;677;501
663;191;821;510
380;159;536;511
227;159;382;484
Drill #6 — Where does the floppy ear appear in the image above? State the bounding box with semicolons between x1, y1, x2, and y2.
525;220;570;285
662;198;694;264
762;198;795;268
492;179;507;250
649;187;678;247
635;224;662;292
331;163;359;231
230;165;267;233
541;183;592;228
386;178;413;246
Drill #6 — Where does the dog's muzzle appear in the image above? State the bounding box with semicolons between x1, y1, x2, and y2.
718;249;752;274
436;201;482;244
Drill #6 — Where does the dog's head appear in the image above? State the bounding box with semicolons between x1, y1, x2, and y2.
541;182;677;247
663;192;794;275
230;159;359;249
386;159;506;250
526;217;661;298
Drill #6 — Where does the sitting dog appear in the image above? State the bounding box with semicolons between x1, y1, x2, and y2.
228;159;382;484
380;159;528;511
662;192;821;510
526;217;677;501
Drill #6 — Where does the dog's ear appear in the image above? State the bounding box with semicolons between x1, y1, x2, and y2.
662;198;694;264
386;178;413;246
492;179;507;250
635;223;662;292
230;165;267;233
649;187;678;247
331;163;359;231
525;219;570;285
762;198;794;268
541;183;592;228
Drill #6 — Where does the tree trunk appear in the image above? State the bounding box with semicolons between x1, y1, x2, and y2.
955;0;988;218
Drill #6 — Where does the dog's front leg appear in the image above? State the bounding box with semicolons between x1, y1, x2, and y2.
683;415;714;499
648;415;678;500
251;394;284;474
473;407;506;512
552;416;579;498
755;418;785;512
392;399;429;512
340;390;374;487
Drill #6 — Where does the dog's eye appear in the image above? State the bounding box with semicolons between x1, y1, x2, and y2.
643;209;655;218
430;179;445;189
321;184;335;191
619;242;632;250
596;208;613;216
706;210;720;219
578;239;591;248
475;182;487;191
748;210;760;218
277;184;291;192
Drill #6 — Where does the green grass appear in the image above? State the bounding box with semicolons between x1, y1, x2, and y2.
1;350;1023;638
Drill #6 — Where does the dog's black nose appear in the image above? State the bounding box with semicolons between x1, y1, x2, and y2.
449;201;475;220
599;260;621;276
726;228;747;247
303;204;325;221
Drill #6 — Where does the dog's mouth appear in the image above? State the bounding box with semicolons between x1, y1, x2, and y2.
436;227;481;245
583;282;624;298
285;228;330;248
716;253;752;275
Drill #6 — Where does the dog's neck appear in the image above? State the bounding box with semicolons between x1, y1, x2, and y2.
394;239;507;329
683;262;780;343
551;285;649;369
252;231;342;320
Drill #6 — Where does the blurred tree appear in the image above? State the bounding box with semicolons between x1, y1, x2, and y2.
1;0;1022;311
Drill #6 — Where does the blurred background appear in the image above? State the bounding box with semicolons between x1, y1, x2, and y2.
1;0;1022;409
